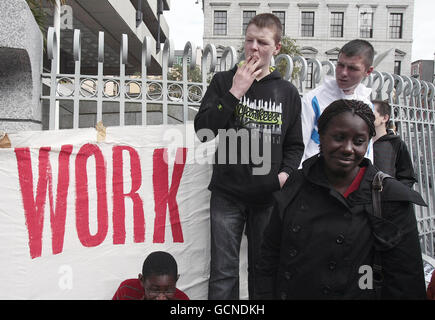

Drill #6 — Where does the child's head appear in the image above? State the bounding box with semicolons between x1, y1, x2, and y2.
138;251;179;300
372;100;391;130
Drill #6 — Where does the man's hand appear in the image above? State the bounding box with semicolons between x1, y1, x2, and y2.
229;55;262;99
278;172;289;189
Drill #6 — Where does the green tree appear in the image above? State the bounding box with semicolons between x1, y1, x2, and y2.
26;0;66;33
168;64;203;83
276;36;301;80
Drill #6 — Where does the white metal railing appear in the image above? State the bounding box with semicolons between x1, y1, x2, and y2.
41;28;205;128
41;27;435;257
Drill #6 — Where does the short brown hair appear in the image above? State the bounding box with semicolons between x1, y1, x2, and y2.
247;13;283;44
339;39;374;69
372;100;391;129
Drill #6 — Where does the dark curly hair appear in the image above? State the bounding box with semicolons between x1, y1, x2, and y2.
318;99;376;138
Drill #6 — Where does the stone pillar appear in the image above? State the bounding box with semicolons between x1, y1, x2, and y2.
0;0;43;131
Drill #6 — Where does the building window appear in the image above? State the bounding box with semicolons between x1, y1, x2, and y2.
389;13;403;39
214;11;227;35
394;60;401;75
329;58;338;66
273;11;285;36
305;62;314;89
330;12;344;37
359;11;373;38
411;64;419;77
174;56;191;65
243;11;256;35
301;11;315;37
215;57;221;72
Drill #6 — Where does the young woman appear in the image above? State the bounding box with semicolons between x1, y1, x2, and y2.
256;99;427;299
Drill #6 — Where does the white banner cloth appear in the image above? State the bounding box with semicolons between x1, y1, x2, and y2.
0;124;250;299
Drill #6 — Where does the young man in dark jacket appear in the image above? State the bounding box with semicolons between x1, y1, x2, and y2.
194;13;303;300
372;100;416;188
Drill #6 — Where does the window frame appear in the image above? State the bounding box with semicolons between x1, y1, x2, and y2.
394;60;402;75
272;10;286;36
213;10;227;36
330;11;344;38
359;11;373;38
305;61;314;89
242;10;257;35
301;11;315;37
389;13;403;39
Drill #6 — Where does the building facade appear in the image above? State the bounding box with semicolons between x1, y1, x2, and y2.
174;48;203;67
45;0;171;75
202;0;414;81
411;59;435;83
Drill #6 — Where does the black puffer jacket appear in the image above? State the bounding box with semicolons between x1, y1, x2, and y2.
256;156;427;300
373;131;416;188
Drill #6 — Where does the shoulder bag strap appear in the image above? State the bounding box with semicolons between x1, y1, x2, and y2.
372;171;391;218
371;171;392;299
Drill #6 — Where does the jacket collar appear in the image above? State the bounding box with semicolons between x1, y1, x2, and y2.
301;155;373;204
322;76;372;100
301;155;426;206
374;131;399;143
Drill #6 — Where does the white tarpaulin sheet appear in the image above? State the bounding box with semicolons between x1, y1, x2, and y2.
0;124;251;299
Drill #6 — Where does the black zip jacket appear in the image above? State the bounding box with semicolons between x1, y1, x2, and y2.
194;65;304;204
373;131;416;188
256;156;427;299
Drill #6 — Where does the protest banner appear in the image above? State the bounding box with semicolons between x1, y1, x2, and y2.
0;124;249;299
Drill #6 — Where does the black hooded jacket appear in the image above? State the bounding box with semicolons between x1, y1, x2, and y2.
256;156;427;299
194;65;304;204
373;131;416;188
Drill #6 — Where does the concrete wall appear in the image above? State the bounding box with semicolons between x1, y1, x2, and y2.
0;0;43;132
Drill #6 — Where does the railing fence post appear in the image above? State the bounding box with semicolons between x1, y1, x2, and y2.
97;31;104;124
119;34;128;126
183;41;196;123
47;27;58;131
73;29;81;129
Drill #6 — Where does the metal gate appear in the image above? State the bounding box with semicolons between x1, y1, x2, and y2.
42;27;435;257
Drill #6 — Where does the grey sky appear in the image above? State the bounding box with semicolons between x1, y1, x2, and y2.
165;0;435;62
164;0;204;50
412;0;435;61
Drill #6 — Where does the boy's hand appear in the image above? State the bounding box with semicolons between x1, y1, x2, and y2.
229;55;262;100
278;172;289;189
